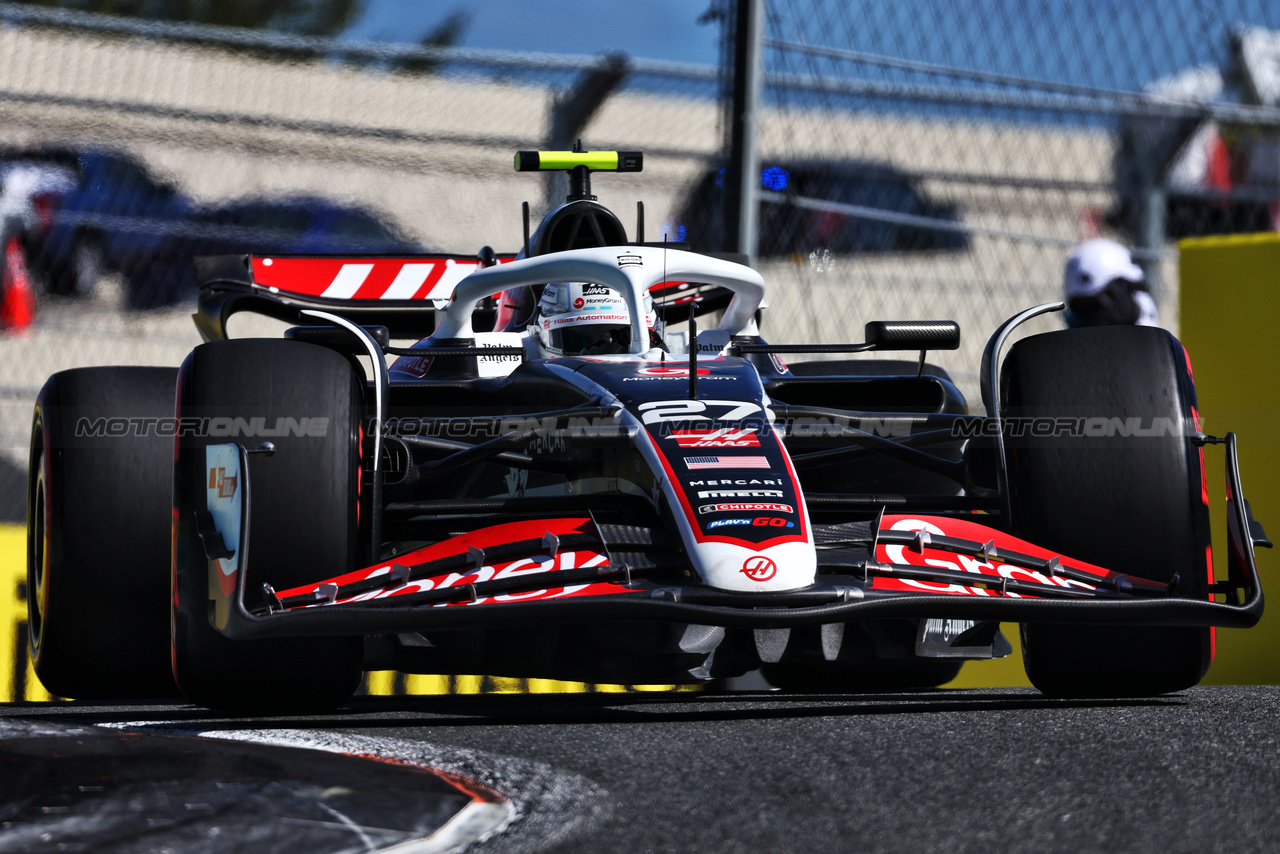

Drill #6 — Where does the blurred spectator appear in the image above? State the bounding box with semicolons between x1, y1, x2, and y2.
1063;238;1159;328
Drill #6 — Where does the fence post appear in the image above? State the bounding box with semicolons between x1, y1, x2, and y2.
724;0;764;265
1138;183;1167;307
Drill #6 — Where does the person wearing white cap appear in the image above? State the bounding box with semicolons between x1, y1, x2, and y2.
1062;238;1160;328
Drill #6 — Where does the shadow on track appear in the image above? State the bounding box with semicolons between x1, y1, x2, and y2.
1;686;1186;732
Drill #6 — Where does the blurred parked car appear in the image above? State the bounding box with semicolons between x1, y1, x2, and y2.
669;160;969;258
5;147;195;304
1;146;424;308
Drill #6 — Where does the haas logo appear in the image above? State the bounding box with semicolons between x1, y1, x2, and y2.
740;556;777;582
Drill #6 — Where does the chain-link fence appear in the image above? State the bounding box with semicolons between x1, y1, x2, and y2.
0;3;727;527
688;0;1280;398
3;2;1279;502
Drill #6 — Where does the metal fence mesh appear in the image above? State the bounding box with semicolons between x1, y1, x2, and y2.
729;0;1280;396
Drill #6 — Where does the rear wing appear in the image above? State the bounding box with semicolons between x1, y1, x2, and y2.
193;253;516;341
193;250;762;343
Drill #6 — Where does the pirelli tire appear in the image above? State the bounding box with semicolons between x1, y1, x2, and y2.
27;366;180;699
1002;325;1212;698
172;339;364;714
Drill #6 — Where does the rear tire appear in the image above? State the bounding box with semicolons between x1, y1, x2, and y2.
1003;326;1212;697
27;367;179;699
172;339;364;714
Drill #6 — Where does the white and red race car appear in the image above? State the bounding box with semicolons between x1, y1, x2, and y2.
27;149;1269;712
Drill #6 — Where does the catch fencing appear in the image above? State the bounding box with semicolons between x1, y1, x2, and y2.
740;0;1280;392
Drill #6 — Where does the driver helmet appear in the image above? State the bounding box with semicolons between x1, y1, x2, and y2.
1063;238;1159;328
534;282;661;357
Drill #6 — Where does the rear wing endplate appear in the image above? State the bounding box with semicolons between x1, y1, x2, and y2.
193;253;515;341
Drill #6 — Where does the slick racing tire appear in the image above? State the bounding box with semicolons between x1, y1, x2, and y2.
27;367;180;699
172;339;364;714
1003;325;1212;698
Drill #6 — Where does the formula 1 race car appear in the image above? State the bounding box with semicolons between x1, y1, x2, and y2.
27;149;1271;713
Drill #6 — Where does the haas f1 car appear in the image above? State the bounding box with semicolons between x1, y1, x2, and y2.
27;150;1270;712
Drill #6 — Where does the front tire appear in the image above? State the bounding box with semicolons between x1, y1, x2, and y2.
172;339;364;714
1003;325;1212;697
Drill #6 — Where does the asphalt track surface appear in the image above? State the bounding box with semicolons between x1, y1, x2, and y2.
4;685;1280;853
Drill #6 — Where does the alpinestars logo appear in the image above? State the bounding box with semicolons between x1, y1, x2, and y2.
617;253;643;268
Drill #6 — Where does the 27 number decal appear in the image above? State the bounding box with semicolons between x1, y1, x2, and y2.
638;399;764;426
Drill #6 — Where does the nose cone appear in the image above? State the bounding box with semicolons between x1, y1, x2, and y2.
695;540;817;592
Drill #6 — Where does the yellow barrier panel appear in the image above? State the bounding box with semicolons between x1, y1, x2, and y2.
1;523;22;702
1;522;51;703
943;624;1029;688
360;671;696;696
1180;232;1280;685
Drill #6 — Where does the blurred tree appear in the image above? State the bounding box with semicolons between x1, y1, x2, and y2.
387;10;470;74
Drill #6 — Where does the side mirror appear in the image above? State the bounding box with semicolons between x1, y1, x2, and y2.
863;320;960;351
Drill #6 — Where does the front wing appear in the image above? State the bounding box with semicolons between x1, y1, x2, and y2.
200;435;1266;642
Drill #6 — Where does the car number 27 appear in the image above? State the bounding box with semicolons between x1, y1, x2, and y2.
638;399;764;425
